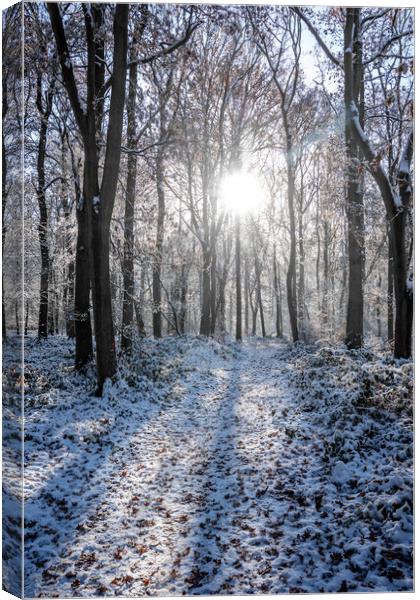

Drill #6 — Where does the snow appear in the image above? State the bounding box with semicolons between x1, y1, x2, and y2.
399;159;409;175
92;196;100;214
76;195;84;212
393;193;403;211
2;335;413;595
399;129;413;176
85;3;92;23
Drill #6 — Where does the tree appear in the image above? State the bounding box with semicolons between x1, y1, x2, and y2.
121;7;148;352
35;56;55;338
48;3;129;392
294;6;413;357
343;8;413;357
251;7;301;342
235;215;242;341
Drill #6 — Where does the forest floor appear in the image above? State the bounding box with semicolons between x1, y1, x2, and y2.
3;334;413;596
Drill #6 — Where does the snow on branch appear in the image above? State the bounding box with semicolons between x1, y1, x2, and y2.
292;7;343;69
46;4;87;136
348;102;403;216
133;20;201;66
363;30;413;66
398;128;414;177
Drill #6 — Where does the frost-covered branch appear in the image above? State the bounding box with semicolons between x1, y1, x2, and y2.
363;30;413;66
132;19;201;66
46;3;87;136
348;101;402;217
292;7;342;69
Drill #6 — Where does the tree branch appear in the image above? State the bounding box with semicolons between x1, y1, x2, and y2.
133;20;200;66
292;7;342;69
46;3;87;136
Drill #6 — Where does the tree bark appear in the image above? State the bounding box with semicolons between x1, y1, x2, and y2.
387;239;393;343
91;4;129;390
35;73;54;339
297;206;305;334
15;299;19;335
284;123;298;342
74;184;93;367
200;246;212;336
322;220;329;328
24;300;29;336
254;244;266;337
2;76;8;340
62;128;76;339
235;216;241;341
344;8;365;349
121;62;138;350
152;150;165;338
47;2;93;368
179;263;188;334
376;275;382;338
273;245;283;338
244;254;249;337
251;307;258;337
121;11;147;352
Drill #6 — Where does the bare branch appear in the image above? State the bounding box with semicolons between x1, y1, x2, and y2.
292;7;342;70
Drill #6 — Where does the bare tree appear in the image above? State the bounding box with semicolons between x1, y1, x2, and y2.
48;3;129;392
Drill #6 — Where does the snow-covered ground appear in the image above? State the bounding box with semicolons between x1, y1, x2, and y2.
2;335;413;596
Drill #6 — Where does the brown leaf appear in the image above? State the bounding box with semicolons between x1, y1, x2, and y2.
177;514;189;523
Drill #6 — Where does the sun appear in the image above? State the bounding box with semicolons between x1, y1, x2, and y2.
219;171;266;216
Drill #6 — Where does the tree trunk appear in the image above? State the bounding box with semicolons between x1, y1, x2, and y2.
297;207;305;334
179;263;188;334
66;260;75;338
322;220;329;328
254;251;266;337
344;8;365;349
48;265;55;335
2;78;8;340
235;216;241;341
244;254;249;337
134;299;146;338
74;185;93;367
251;308;257;337
36;109;50;339
121;13;147;351
391;196;412;358
24;300;29;336
121;59;138;350
210;220;217;335
284;125;298;342
387;239;394;343
273;246;282;338
376;275;382;338
153;150;165;338
200;246;212;336
47;3;94;368
91;5;129;391
15;299;19;335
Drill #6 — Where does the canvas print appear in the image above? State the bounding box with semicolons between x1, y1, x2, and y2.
2;1;414;597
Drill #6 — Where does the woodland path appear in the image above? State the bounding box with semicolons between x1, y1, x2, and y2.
4;336;411;596
25;338;317;596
